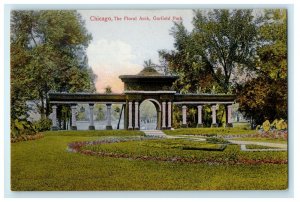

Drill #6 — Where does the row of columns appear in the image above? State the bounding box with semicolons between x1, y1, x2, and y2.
51;102;233;130
161;101;172;129
128;101;143;130
51;104;113;131
181;104;233;127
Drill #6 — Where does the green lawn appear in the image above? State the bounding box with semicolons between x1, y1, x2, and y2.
163;128;257;136
11;130;288;191
83;138;287;163
233;137;287;144
246;144;277;149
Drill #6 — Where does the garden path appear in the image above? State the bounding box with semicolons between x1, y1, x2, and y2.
228;140;287;149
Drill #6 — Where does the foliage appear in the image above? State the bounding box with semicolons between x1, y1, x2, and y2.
10;10;96;122
272;119;288;130
236;9;287;125
95;104;105;121
143;59;155;68
11;119;37;138
262;120;271;131
57;105;71;130
112;105;122;120
256;118;287;132
159;9;287;127
32;117;52;132
160;9;259;93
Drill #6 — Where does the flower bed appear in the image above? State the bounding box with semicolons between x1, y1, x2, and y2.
11;133;44;143
255;130;288;140
67;136;287;165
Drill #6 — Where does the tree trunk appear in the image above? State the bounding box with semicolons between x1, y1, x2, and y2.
45;91;50;117
40;92;46;119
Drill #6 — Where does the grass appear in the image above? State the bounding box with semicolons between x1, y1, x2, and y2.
246;144;276;149
11;130;288;191
163;128;256;136
233;137;287;144
82;138;287;163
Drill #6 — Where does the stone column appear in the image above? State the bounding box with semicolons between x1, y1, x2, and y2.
134;102;139;130
128;101;133;129
211;105;217;127
182;105;187;128
51;105;59;131
162;102;166;129
157;110;162;130
226;105;233;127
197;105;203;128
167;102;172;129
71;105;77;130
106;104;112;130
88;104;95;130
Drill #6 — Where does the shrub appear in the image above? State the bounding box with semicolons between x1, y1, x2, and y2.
258;119;287;131
33;118;52;132
262;120;271;131
276;119;287;130
11;119;37;138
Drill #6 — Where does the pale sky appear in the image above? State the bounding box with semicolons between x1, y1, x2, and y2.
78;10;194;93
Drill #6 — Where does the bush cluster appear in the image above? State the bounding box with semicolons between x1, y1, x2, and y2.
33;118;52;132
11;119;37;138
11;118;51;142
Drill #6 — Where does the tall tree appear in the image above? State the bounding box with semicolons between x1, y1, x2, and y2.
160;9;259;93
11;10;96;120
160;9;287;126
236;9;287;126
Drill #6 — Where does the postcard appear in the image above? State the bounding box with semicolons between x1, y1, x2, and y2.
9;8;288;193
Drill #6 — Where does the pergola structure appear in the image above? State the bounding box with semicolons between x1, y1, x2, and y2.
49;67;235;130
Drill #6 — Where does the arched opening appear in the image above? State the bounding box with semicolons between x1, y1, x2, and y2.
139;99;160;130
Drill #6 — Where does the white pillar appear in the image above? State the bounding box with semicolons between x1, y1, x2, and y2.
162;102;166;128
227;105;232;124
106;104;112;129
182;105;187;125
167;102;172;128
128;101;133;129
134;102;139;129
89;104;95;130
71;105;77;130
51;105;57;129
211;105;217;125
197;105;202;125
